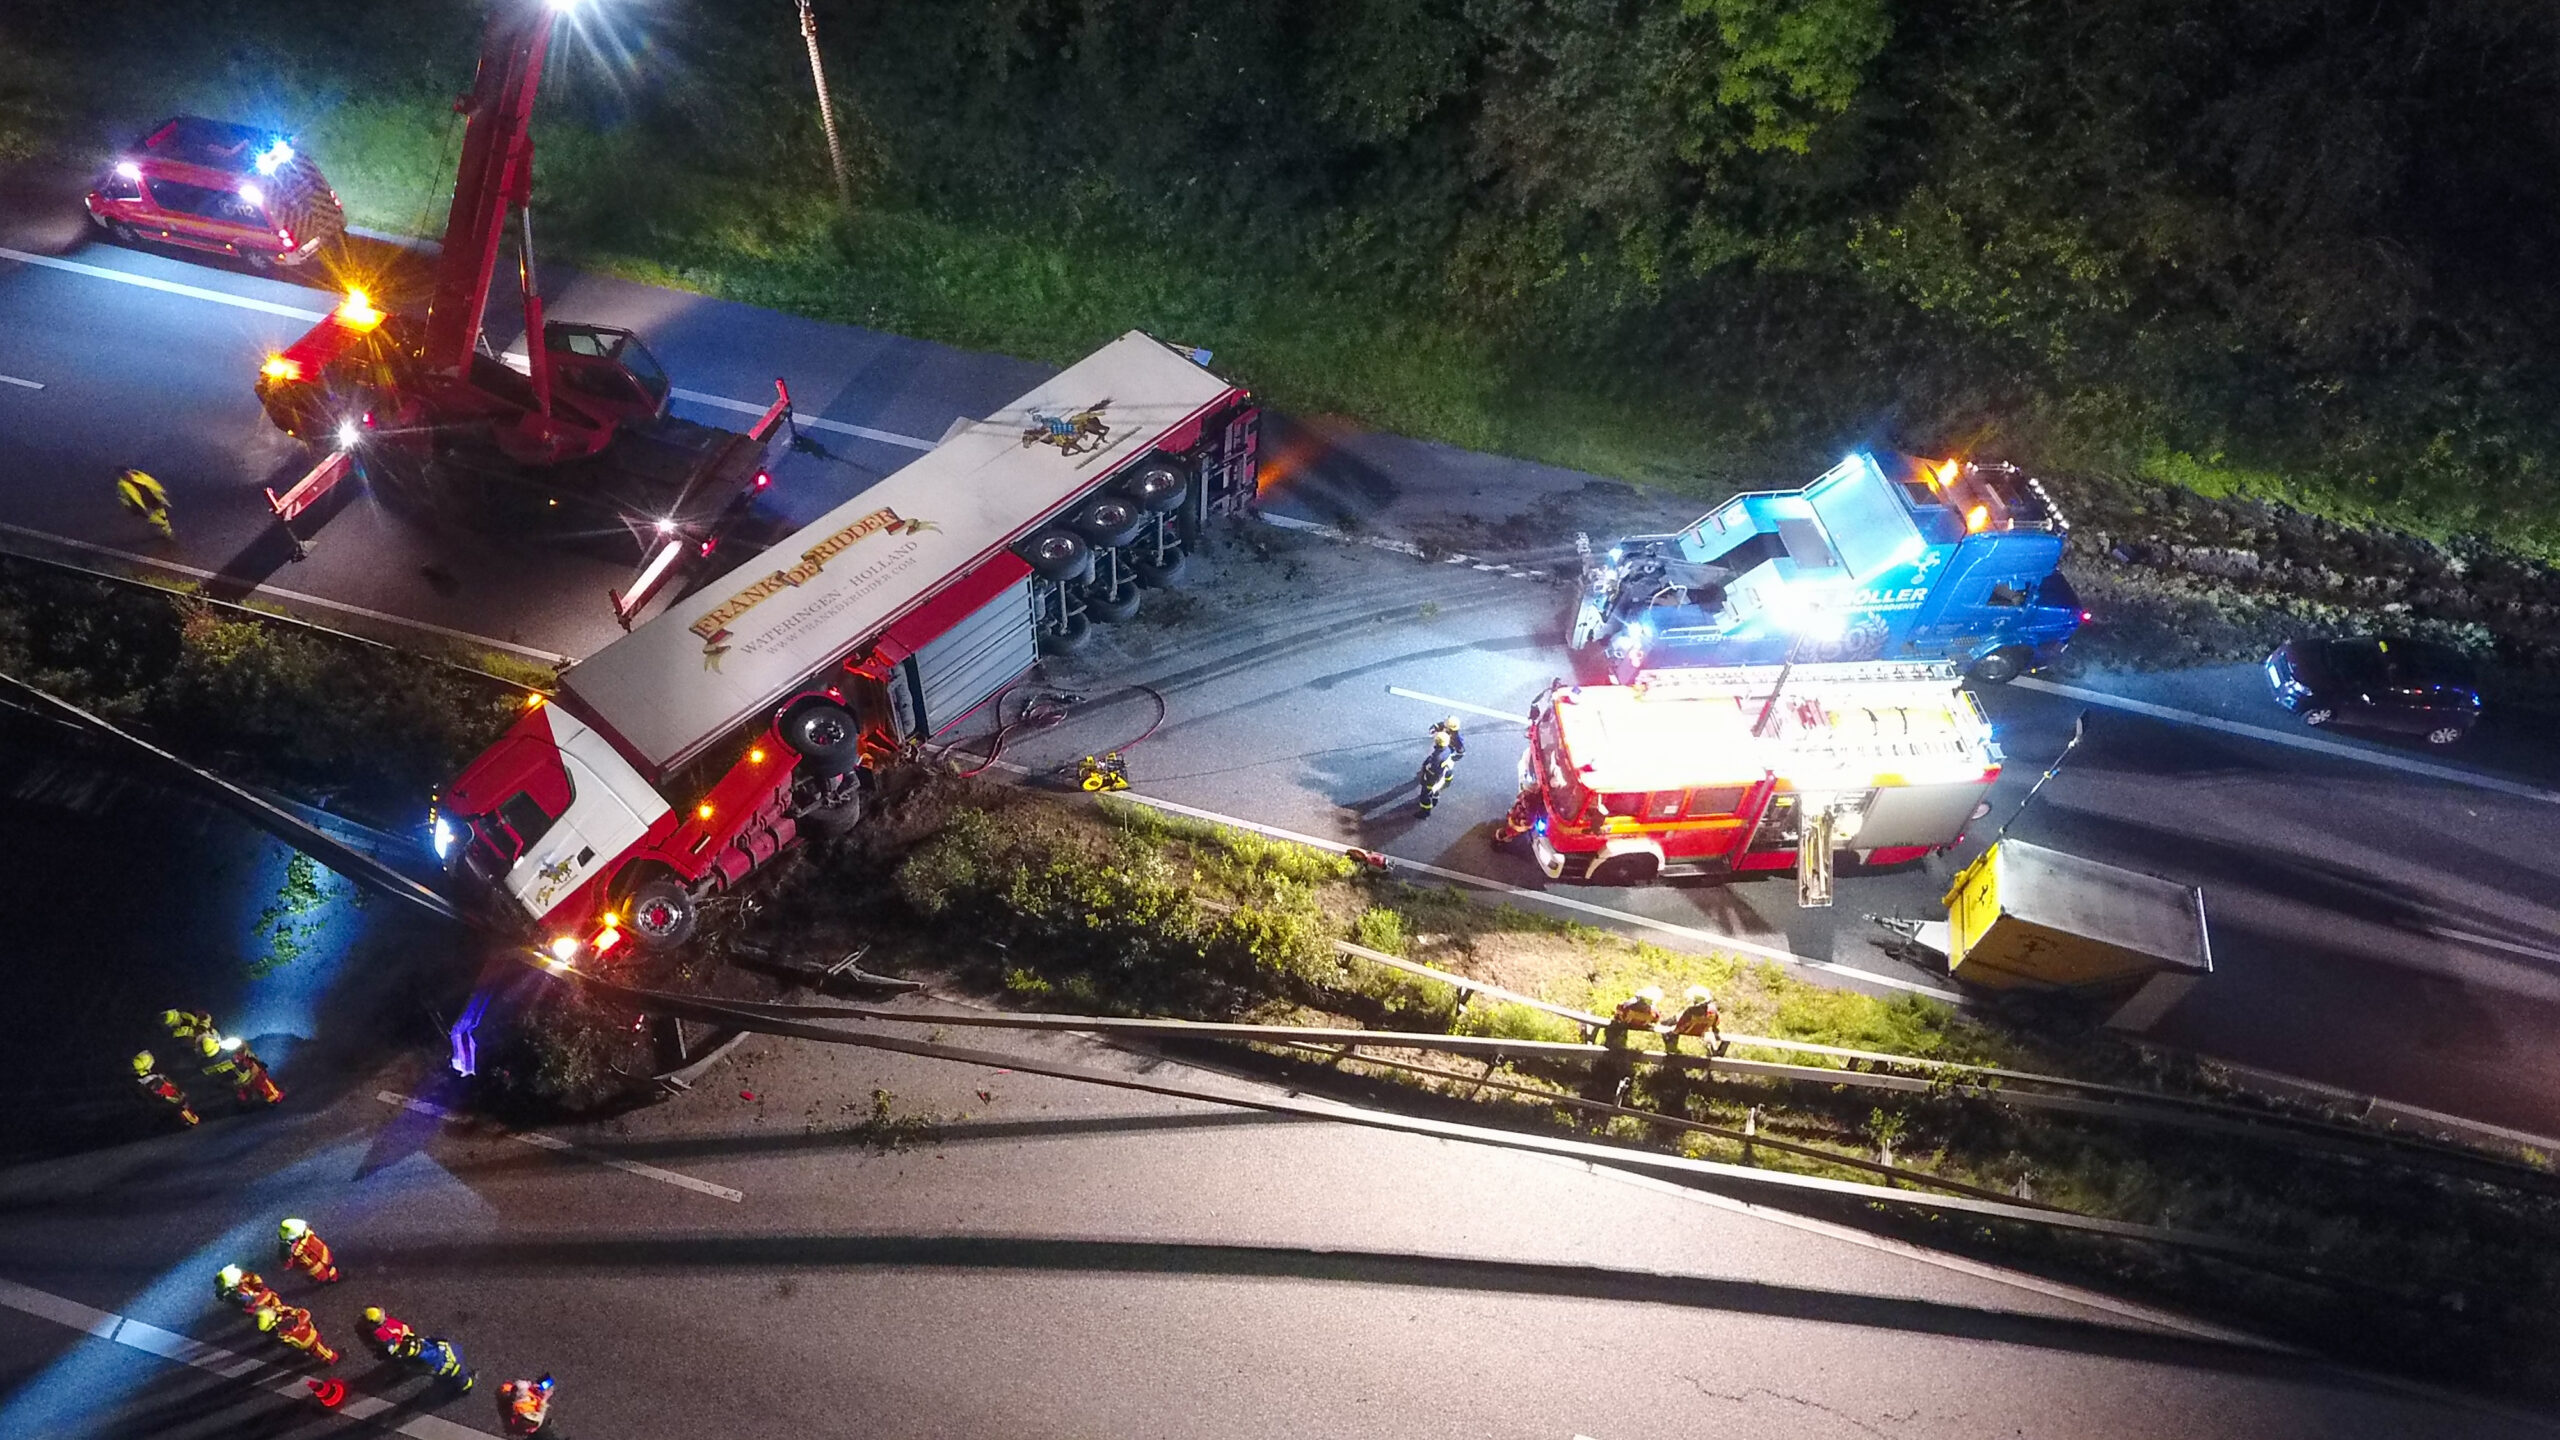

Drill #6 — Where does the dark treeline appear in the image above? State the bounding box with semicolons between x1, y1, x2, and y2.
10;0;2560;543
837;0;2560;534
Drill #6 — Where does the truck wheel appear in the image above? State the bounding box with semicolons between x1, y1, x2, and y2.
1968;648;2030;684
1039;610;1093;654
1069;495;1148;549
1133;547;1189;588
1016;529;1094;584
781;700;863;769
626;878;697;950
1083;582;1142;624
1116;460;1189;514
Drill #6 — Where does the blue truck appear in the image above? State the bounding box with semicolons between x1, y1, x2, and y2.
1569;452;2085;683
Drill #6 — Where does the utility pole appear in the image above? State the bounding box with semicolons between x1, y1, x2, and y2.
797;0;852;209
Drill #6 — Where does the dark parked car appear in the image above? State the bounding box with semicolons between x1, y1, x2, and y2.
2264;636;2481;745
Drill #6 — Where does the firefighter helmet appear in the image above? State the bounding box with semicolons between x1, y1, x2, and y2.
362;1306;385;1326
217;1264;244;1290
1638;985;1665;1004
132;1050;155;1075
1685;985;1714;1004
256;1307;282;1332
1442;715;1461;731
198;1034;222;1059
160;1009;183;1028
279;1218;309;1242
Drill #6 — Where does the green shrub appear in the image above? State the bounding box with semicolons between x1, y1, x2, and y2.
1457;1001;1583;1046
1351;906;1407;955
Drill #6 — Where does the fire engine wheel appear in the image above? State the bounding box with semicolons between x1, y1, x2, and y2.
1083;581;1143;624
626;878;697;950
781;701;863;769
1116;460;1190;514
2298;706;2334;728
1133;547;1189;588
1588;853;1661;886
1069;495;1149;549
109;222;140;245
241;250;274;274
2425;724;2468;747
1016;529;1095;583
1967;647;2030;684
1039;611;1094;654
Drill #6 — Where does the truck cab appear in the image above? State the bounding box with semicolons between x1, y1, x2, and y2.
1573;453;2083;683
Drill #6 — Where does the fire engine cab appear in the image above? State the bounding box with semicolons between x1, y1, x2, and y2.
1507;661;2002;905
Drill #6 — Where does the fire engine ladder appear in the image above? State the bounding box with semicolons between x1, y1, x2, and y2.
1796;801;1838;908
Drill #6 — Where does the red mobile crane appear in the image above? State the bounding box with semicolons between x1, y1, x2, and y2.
254;0;795;623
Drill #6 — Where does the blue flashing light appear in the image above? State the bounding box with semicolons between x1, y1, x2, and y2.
448;988;494;1076
253;139;294;177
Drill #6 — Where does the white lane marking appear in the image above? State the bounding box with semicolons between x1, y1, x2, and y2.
1095;787;1969;1004
670;386;936;452
2420;923;2560;967
1384;686;1529;727
0;246;328;322
0;1275;499;1439
0;374;42;390
2017;676;2560;805
378;1090;743;1202
0;523;574;666
0;246;940;458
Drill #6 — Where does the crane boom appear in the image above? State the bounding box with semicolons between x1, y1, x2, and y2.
425;1;558;386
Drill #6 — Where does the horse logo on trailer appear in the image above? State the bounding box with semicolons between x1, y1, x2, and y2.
1022;400;1112;455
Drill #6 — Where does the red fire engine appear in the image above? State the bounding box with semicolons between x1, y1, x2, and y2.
1503;661;2003;904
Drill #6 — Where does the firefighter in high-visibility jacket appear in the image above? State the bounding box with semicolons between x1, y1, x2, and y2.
160;1009;219;1045
411;1334;476;1393
1665;986;1725;1056
257;1302;340;1365
277;1218;340;1282
114;468;173;540
499;1374;556;1433
1595;987;1663;1107
215;1264;280;1316
361;1306;416;1359
131;1050;199;1126
199;1033;284;1106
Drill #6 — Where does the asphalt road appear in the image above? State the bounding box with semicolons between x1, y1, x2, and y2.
1;990;2542;1440
6;202;2560;1143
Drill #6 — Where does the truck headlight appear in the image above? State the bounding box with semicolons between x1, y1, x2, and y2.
431;815;457;859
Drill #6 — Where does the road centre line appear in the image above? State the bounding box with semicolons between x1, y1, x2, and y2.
2016;676;2560;805
0;524;573;665
0;245;329;321
0;1276;497;1439
1384;686;1530;727
0;374;42;390
669;387;935;451
377;1091;743;1203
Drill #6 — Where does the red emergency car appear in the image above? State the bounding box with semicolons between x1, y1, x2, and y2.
85;117;345;271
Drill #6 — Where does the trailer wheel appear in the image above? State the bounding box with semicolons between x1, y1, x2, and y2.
1968;647;2031;684
1133;547;1189;588
1116;460;1189;514
781;700;863;770
1016;529;1095;584
1039;610;1094;654
1069;495;1148;549
1083;581;1143;624
626;878;697;950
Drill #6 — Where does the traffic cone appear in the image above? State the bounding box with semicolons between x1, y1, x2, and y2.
307;1377;346;1408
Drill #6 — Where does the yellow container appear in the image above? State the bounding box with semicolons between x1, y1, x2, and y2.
1943;839;2210;1008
